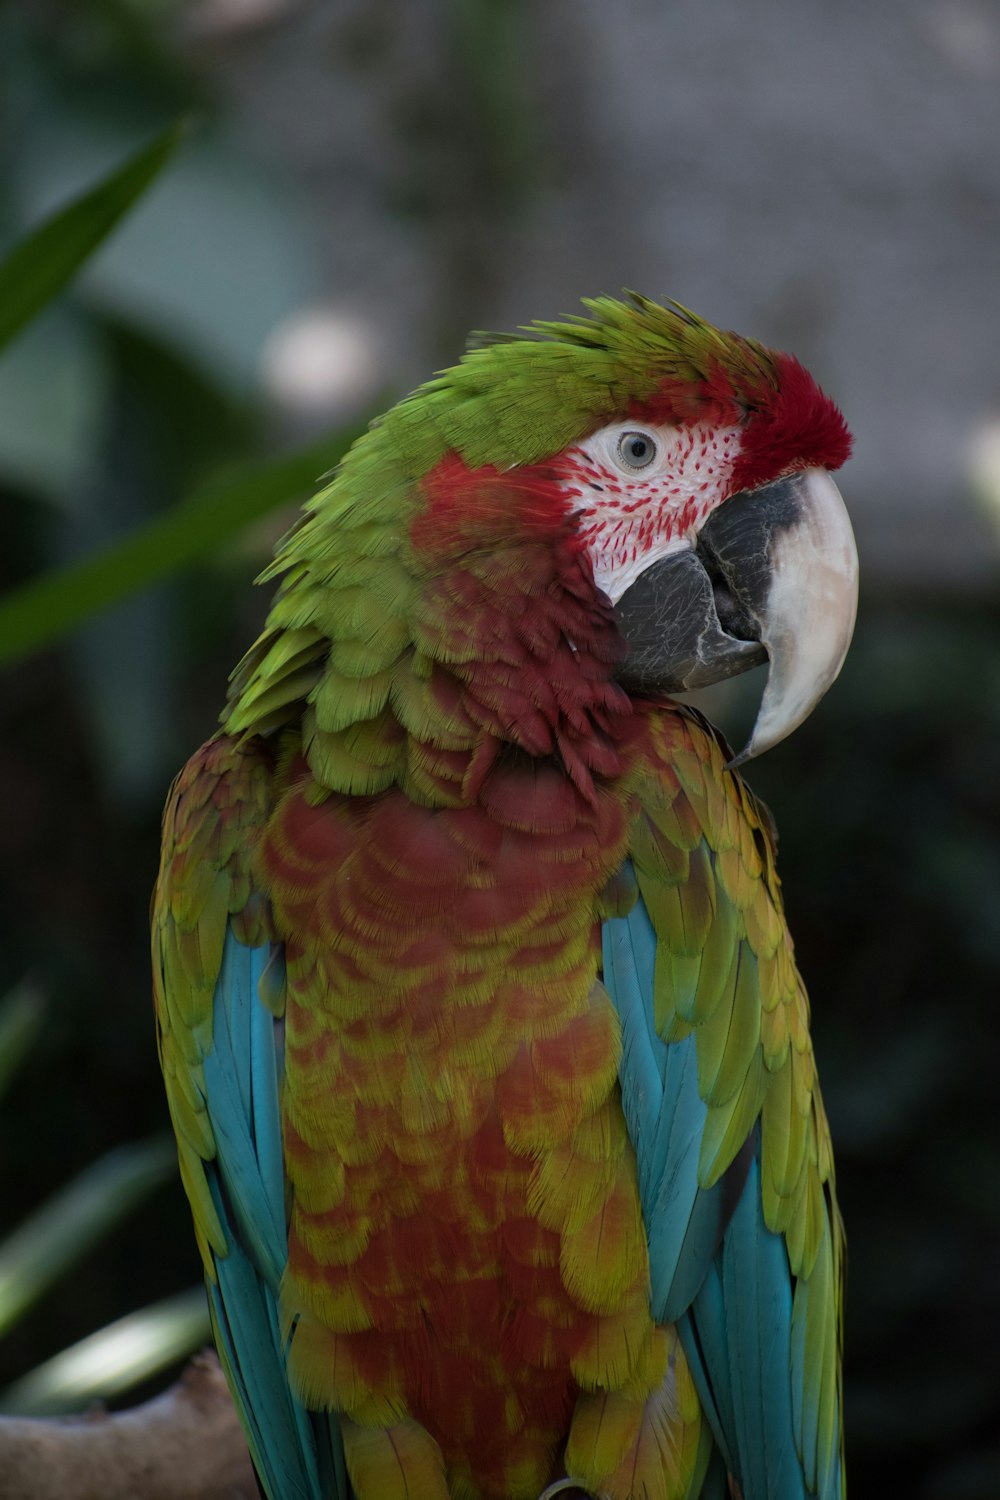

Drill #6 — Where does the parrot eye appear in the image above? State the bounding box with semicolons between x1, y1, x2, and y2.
615;430;657;471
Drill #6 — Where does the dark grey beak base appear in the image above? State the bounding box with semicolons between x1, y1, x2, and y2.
613;468;859;761
613;479;799;696
612;546;767;695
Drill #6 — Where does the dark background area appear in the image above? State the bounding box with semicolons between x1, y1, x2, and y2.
1;2;999;1495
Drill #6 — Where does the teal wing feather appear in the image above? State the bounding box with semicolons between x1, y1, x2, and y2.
603;897;752;1330
204;929;349;1500
601;707;844;1500
152;736;351;1500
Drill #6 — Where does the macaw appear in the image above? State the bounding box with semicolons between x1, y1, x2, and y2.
152;294;857;1500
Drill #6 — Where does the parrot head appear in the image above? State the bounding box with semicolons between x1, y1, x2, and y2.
549;312;858;762
227;293;856;780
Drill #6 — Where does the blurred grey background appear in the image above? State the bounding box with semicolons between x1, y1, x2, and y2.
1;2;999;1496
196;0;1000;581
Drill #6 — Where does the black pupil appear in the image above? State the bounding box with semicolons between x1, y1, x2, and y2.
628;436;648;461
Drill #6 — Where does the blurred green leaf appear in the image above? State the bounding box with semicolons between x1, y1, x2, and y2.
0;310;111;506
0;416;374;668
0;982;45;1103
0;1138;176;1338
0;1286;209;1415
0;120;187;356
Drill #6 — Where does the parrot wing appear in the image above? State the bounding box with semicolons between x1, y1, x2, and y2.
152;734;350;1500
602;705;844;1500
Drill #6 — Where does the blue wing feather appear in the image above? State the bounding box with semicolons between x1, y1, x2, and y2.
603;898;665;1150
675;1263;736;1476
602;884;737;1323
697;1443;732;1500
202;927;351;1500
249;944;286;1224
207;1195;322;1500
204;939;285;1285
603;870;826;1500
714;1155;805;1500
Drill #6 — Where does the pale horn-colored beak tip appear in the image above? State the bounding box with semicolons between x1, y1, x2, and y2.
731;467;858;766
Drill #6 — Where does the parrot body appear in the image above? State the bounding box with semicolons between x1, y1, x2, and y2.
153;296;855;1500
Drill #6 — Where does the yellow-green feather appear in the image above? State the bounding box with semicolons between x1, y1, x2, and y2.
151;736;277;1274
625;704;843;1492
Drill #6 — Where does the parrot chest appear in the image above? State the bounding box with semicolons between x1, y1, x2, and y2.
259;769;660;1489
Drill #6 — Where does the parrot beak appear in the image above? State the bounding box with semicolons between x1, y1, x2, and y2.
614;467;859;763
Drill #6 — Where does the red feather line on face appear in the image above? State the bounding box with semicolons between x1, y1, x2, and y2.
553;425;742;596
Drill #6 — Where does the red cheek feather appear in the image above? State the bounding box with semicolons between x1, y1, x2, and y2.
412;452;575;558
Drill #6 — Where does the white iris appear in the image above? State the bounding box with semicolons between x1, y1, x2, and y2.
615;430;657;470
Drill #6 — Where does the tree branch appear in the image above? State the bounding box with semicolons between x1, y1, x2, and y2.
0;1351;257;1500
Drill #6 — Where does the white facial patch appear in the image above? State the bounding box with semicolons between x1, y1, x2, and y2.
556;420;743;603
